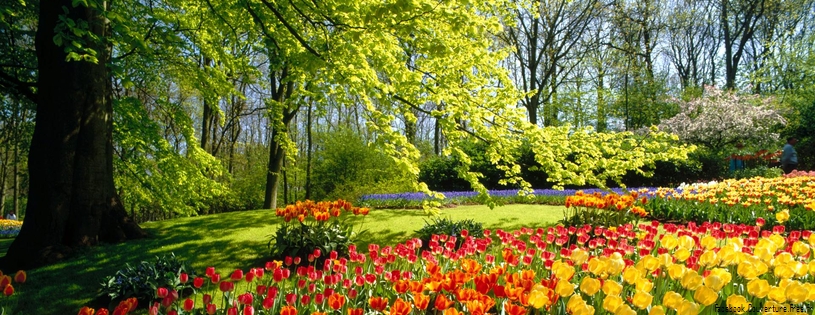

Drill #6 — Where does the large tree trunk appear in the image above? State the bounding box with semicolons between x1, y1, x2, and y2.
0;0;145;270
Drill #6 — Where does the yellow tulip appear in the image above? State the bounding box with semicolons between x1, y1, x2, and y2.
662;291;684;310
792;241;810;256
681;272;703;290
555;279;574;297
579;277;601;296
679;235;695;250
808;260;815;276
775;209;790;223
775;252;794;265
768;286;787;303
769;234;786;249
573;305;594;315
588;257;607;277
774;263;795;279
553;261;575;281
640;255;660;272
668;264;687;280
677;301;700;315
809;233;815;247
726;295;750;315
700;235;717;250
622;267;641;284
693;286;718;306
661;235;678;250
703;275;725;291
649;306;666;315
632;290;653;309
566;294;584;313
614;304;637;315
791;261;807;277
718;246;739;266
602;295;623;313
785;281;808;304
747;278;770;298
602;280;623;296
570;249;589;266
674;248;692;262
698;251;719;267
636;278;653;292
805;283;815;302
528;288;551;309
658;253;674;268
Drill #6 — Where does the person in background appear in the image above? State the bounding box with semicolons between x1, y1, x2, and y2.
5;211;16;220
781;137;798;174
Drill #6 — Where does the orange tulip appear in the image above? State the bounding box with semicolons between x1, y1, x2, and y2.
504;301;528;315
280;306;297;315
369;296;388;312
78;307;95;315
413;293;430;310
390;298;413;315
0;275;10;289
347;308;363;315
13;270;25;284
435;293;454;311
328;293;346;310
3;284;13;296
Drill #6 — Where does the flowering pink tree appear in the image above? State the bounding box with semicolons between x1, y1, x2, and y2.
658;86;786;152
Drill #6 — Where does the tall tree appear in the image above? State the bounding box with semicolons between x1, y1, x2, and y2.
1;0;145;269
720;0;766;89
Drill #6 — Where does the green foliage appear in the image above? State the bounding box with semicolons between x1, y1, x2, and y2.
113;97;230;218
268;221;355;266
730;166;783;180
415;217;484;250
100;254;194;301
312;128;414;201
622;148;726;186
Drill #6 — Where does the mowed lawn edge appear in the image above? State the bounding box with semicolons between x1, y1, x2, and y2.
0;204;565;314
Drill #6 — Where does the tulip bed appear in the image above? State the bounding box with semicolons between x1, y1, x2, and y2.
642;175;815;230
79;216;815;315
0;220;21;238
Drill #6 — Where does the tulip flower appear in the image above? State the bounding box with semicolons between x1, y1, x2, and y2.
13;270;25;284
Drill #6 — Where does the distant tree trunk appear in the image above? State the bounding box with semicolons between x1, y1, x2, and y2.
200;56;214;152
263;66;296;210
305;101;313;200
0;0;145;270
0;151;6;217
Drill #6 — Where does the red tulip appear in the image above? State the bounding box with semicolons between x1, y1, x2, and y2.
227;307;238;315
205;267;216;277
96;308;109;315
220;281;235;292
315;293;325;304
239;292;253;305
157;287;169;298
246;270;256;282
0;275;11;289
243;306;254;315
293;256;302;265
149;304;159;315
183;299;195;311
204;293;213;305
193;277;205;288
4;283;14;296
13;270;26;284
161;296;174;308
78;307;95;315
347;308;363;315
301;295;311;305
168;311;178;315
286;293;297;305
206;304;217;315
211;273;221;283
179;273;188;284
262;297;275;309
285;256;293;266
231;269;244;281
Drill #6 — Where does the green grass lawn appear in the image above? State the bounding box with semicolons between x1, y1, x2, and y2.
1;204;565;314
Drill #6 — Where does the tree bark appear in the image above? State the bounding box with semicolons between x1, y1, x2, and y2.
0;0;145;270
305;101;312;199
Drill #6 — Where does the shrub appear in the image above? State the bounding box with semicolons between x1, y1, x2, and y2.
268;200;368;266
100;253;194;302
415;217;484;250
